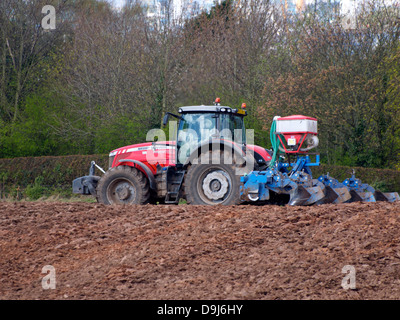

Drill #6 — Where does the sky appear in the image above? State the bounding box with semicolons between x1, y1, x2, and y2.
106;0;396;14
107;0;355;10
108;0;126;9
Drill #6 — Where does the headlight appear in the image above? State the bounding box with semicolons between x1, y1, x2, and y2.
108;156;115;169
109;151;117;168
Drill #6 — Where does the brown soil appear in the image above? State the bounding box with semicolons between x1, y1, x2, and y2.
1;201;400;300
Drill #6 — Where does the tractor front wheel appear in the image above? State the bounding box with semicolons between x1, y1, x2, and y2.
96;166;150;205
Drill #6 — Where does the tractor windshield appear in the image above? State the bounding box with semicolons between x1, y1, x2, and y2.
176;112;246;164
177;113;217;164
219;113;245;145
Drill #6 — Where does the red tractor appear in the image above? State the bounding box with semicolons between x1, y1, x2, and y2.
73;99;272;205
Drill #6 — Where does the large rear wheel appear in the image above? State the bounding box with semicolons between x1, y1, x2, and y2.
185;151;243;205
96;166;150;205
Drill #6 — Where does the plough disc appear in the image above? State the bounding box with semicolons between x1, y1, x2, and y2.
331;186;352;204
316;175;352;204
374;190;400;203
288;185;312;206
302;181;326;205
347;190;376;203
284;172;325;206
315;185;338;204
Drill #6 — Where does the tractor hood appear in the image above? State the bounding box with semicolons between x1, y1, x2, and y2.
108;141;176;172
109;141;176;157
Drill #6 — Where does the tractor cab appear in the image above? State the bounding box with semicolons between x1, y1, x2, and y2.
173;104;247;164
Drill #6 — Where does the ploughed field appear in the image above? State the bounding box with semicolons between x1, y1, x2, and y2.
1;201;400;300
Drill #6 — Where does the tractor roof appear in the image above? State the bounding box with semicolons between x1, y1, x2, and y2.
178;105;247;116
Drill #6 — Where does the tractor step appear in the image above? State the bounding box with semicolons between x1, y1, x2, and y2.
165;168;185;204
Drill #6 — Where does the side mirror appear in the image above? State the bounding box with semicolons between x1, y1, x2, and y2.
162;112;181;127
162;113;169;127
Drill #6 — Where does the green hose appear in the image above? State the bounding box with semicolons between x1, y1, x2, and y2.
269;119;281;168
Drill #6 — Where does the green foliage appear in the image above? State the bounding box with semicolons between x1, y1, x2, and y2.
369;180;391;193
25;176;47;200
312;164;400;193
0;154;109;190
0;93;58;158
94;116;151;153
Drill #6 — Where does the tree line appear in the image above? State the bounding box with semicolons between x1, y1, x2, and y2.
0;0;399;169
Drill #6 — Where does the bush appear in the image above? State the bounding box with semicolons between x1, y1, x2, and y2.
0;154;399;199
0;154;108;189
312;164;400;193
25;176;47;200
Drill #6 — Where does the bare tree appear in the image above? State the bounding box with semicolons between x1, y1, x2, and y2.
0;0;71;126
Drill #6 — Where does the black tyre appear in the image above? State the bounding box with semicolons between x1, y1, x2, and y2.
96;166;150;205
185;150;244;205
